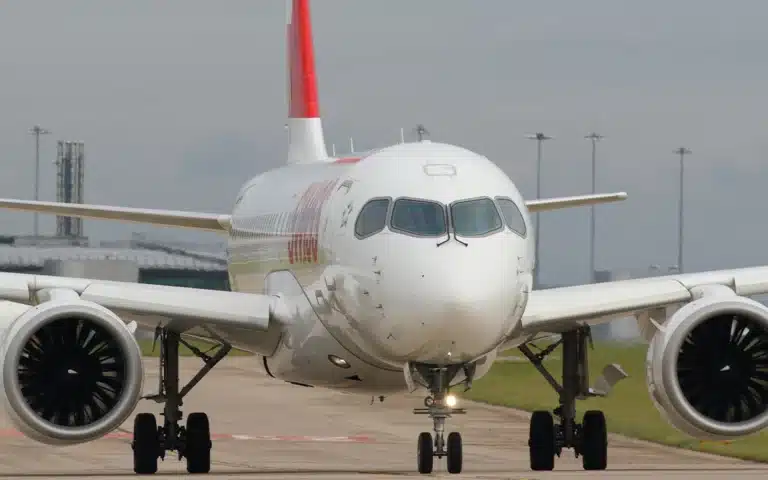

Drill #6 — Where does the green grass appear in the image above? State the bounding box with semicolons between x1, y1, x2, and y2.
464;342;768;462
136;338;252;357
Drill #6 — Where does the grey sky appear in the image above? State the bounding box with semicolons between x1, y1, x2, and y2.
1;0;767;286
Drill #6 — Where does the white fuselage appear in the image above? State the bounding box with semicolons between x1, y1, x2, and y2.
224;141;534;394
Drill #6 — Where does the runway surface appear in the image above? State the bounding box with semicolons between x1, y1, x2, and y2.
0;356;765;479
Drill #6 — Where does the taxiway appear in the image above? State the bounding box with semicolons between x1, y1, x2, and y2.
0;356;764;479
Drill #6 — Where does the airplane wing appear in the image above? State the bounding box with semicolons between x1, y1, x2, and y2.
525;192;627;213
0;272;277;336
0;193;625;228
518;265;768;337
0;198;231;232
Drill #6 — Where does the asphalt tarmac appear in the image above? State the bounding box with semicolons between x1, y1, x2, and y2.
0;356;765;479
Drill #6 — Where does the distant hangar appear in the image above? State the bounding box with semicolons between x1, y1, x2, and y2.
0;235;229;290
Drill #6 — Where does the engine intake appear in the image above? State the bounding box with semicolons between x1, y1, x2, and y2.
1;298;144;445
678;313;768;423
647;287;768;440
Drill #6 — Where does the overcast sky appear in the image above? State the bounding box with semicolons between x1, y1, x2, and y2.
0;0;767;286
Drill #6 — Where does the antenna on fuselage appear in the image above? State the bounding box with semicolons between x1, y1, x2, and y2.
331;143;336;156
415;124;430;142
349;137;355;153
400;127;405;143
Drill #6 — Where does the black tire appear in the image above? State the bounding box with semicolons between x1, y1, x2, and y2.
185;412;212;474
417;432;433;474
529;410;555;471
133;413;159;475
581;410;607;471
446;431;463;474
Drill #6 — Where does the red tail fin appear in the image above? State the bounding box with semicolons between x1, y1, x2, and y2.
286;0;328;163
288;0;319;119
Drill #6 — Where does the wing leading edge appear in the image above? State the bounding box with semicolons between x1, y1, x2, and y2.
0;272;272;333
520;265;768;336
525;192;627;213
0;198;231;232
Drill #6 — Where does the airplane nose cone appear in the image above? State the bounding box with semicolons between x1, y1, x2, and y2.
374;240;522;364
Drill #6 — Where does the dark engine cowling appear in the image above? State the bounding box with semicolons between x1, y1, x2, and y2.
646;285;768;440
0;298;144;445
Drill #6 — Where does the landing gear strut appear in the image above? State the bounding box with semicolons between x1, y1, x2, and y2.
519;326;609;471
131;327;231;475
412;365;466;475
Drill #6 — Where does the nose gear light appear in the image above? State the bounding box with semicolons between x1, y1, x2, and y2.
328;354;351;369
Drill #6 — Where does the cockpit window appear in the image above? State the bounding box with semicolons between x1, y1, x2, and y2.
355;198;390;238
450;197;503;237
495;197;527;237
390;198;447;237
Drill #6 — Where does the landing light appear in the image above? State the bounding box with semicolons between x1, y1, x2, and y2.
328;354;351;369
445;394;458;408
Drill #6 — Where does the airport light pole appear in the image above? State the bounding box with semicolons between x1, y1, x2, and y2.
673;147;692;274
28;125;51;236
585;132;603;283
526;132;552;288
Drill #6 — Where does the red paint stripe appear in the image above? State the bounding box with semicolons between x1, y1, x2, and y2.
288;0;320;118
0;429;374;443
334;157;361;164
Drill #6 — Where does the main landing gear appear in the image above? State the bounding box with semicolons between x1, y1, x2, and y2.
518;326;627;471
132;327;231;475
412;365;467;475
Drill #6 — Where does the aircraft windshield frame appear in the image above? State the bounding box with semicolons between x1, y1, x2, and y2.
449;197;504;238
354;197;392;239
495;196;527;238
389;197;448;238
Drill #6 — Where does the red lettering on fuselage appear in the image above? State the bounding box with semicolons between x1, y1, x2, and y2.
312;180;337;261
303;183;322;263
288;179;338;264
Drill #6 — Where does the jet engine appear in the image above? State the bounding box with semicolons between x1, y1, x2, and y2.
0;296;144;445
646;285;768;440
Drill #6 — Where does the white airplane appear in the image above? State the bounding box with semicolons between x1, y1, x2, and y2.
0;0;767;476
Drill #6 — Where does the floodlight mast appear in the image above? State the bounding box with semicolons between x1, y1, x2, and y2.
674;147;692;273
28;124;51;236
525;132;553;288
585;132;604;282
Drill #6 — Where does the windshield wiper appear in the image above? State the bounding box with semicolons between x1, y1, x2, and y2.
436;232;467;247
447;207;468;247
437;210;469;247
436;208;451;247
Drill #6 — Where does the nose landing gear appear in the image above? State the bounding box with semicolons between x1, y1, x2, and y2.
410;365;467;474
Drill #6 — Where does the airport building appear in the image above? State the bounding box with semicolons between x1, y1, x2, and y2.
0;233;229;290
4;138;231;289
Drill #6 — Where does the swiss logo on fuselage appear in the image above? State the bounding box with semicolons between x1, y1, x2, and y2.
288;179;337;264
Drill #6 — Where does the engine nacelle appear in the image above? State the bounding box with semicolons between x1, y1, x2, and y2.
647;285;768;440
0;296;144;445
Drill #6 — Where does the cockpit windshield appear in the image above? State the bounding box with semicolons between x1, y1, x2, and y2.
450;197;503;237
390;198;447;237
495;197;527;237
355;198;390;238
